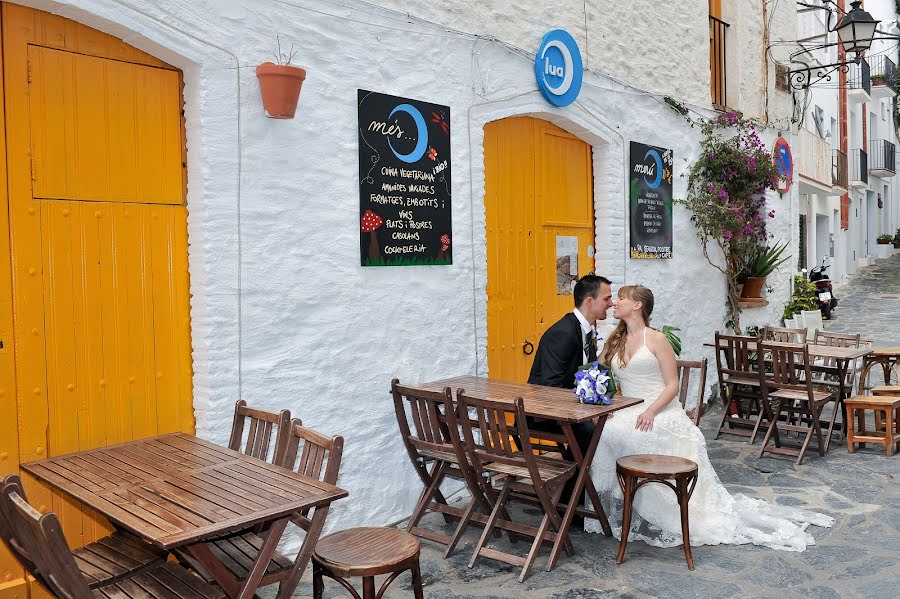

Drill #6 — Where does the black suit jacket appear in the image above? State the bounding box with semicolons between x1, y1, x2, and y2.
528;312;588;389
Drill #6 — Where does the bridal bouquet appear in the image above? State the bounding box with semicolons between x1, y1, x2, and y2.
574;361;617;405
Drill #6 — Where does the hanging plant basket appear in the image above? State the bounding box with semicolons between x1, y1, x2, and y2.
256;62;306;119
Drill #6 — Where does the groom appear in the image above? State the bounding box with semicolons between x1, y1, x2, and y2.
527;273;613;484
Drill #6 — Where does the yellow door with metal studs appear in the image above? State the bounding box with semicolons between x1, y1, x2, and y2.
0;5;194;598
484;117;594;382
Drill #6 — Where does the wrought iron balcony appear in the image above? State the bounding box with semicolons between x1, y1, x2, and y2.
850;148;868;187
709;15;729;107
869;55;897;99
868;139;896;177
848;58;871;104
832;149;848;191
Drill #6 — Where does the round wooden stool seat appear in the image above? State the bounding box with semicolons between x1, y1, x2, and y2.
614;455;699;571
616;455;698;478
312;528;423;599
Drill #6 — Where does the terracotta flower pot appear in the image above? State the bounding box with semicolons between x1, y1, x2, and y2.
740;276;766;299
256;62;306;119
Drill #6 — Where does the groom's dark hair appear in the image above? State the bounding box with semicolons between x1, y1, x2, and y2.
574;274;611;307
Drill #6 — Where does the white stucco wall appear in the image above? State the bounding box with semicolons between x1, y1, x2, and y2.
17;0;796;535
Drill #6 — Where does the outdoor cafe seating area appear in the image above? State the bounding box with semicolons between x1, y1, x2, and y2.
1;322;898;598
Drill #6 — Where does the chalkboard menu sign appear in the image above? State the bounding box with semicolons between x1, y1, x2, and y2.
358;90;452;266
629;141;673;259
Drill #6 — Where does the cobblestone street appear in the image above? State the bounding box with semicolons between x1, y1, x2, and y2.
290;255;900;599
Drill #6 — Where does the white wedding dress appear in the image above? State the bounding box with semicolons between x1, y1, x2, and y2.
584;330;834;551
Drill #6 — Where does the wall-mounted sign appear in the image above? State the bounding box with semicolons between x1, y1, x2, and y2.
358;90;452;266
774;137;793;194
629;141;673;259
534;29;583;107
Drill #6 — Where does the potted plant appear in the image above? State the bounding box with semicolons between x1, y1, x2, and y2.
877;233;893;245
738;240;790;298
256;36;306;119
872;74;887;86
893;227;900;249
782;275;818;322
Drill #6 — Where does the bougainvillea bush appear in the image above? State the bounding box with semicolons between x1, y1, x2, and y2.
677;112;781;331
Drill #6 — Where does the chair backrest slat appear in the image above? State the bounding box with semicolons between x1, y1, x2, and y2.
760;341;814;396
0;475;41;581
676;358;708;426
715;332;760;380
2;485;93;599
228;400;291;464
762;325;808;344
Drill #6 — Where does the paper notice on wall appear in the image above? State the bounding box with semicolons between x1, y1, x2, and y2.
556;235;578;295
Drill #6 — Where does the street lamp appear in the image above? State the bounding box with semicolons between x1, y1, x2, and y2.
834;1;880;57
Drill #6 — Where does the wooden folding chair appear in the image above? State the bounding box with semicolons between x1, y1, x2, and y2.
227;399;292;463
0;474;166;590
185;420;343;599
456;391;576;583
391;379;491;557
714;332;766;441
762;325;808;344
758;341;838;465
676;358;708;426
1;483;224;599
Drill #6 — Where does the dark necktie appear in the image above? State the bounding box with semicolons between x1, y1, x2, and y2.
584;330;595;364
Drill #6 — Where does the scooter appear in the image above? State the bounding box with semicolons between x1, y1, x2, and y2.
808;259;838;319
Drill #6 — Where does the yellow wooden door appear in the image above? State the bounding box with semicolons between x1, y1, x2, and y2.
484;117;594;381
0;5;193;598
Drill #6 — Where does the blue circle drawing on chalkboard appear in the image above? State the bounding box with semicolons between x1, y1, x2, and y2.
534;29;583;107
643;149;663;189
388;104;428;163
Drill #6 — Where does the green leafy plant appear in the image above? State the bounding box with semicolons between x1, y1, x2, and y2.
658;325;682;356
894;227;900;242
738;240;790;278
782;275;818;322
675;112;781;332
877;233;894;243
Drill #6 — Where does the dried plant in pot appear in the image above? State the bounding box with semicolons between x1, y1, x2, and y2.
256;36;306;119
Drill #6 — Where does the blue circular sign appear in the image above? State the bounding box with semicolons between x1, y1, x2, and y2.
535;29;583;107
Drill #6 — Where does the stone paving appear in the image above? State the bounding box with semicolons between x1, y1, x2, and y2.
289;255;900;599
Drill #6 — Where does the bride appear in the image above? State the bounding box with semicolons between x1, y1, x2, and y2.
585;284;833;551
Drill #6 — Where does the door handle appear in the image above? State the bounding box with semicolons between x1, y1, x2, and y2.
523;340;534;356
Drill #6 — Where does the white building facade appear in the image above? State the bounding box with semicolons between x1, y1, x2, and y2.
1;0;801;541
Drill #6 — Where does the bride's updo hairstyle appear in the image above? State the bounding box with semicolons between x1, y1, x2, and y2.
601;285;654;366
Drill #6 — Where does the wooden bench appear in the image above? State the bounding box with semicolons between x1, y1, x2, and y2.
845;395;900;456
872;385;900;396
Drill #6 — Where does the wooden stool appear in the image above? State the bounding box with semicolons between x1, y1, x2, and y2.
859;347;900;392
845;395;900;456
312;528;423;599
615;455;699;570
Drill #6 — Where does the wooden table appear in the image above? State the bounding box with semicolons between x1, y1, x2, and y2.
705;341;870;440
416;375;642;571
21;433;348;599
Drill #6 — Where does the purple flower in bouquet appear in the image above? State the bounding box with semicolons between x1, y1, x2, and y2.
574;361;615;405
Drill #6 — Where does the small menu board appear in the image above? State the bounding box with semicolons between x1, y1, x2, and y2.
629;141;673;259
358;90;452;266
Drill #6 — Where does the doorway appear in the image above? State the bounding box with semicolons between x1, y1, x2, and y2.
483;117;595;382
0;5;194;595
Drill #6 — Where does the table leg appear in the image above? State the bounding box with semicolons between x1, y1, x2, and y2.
275;505;331;599
185;517;290;599
547;417;607;571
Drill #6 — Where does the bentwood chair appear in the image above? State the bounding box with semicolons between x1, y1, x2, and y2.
228;399;292;464
1;482;224;599
714;332;766;441
0;474;166;590
758;341;838;464
676;358;708;425
391;379;491;557
456;391;576;583
185;420;344;599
